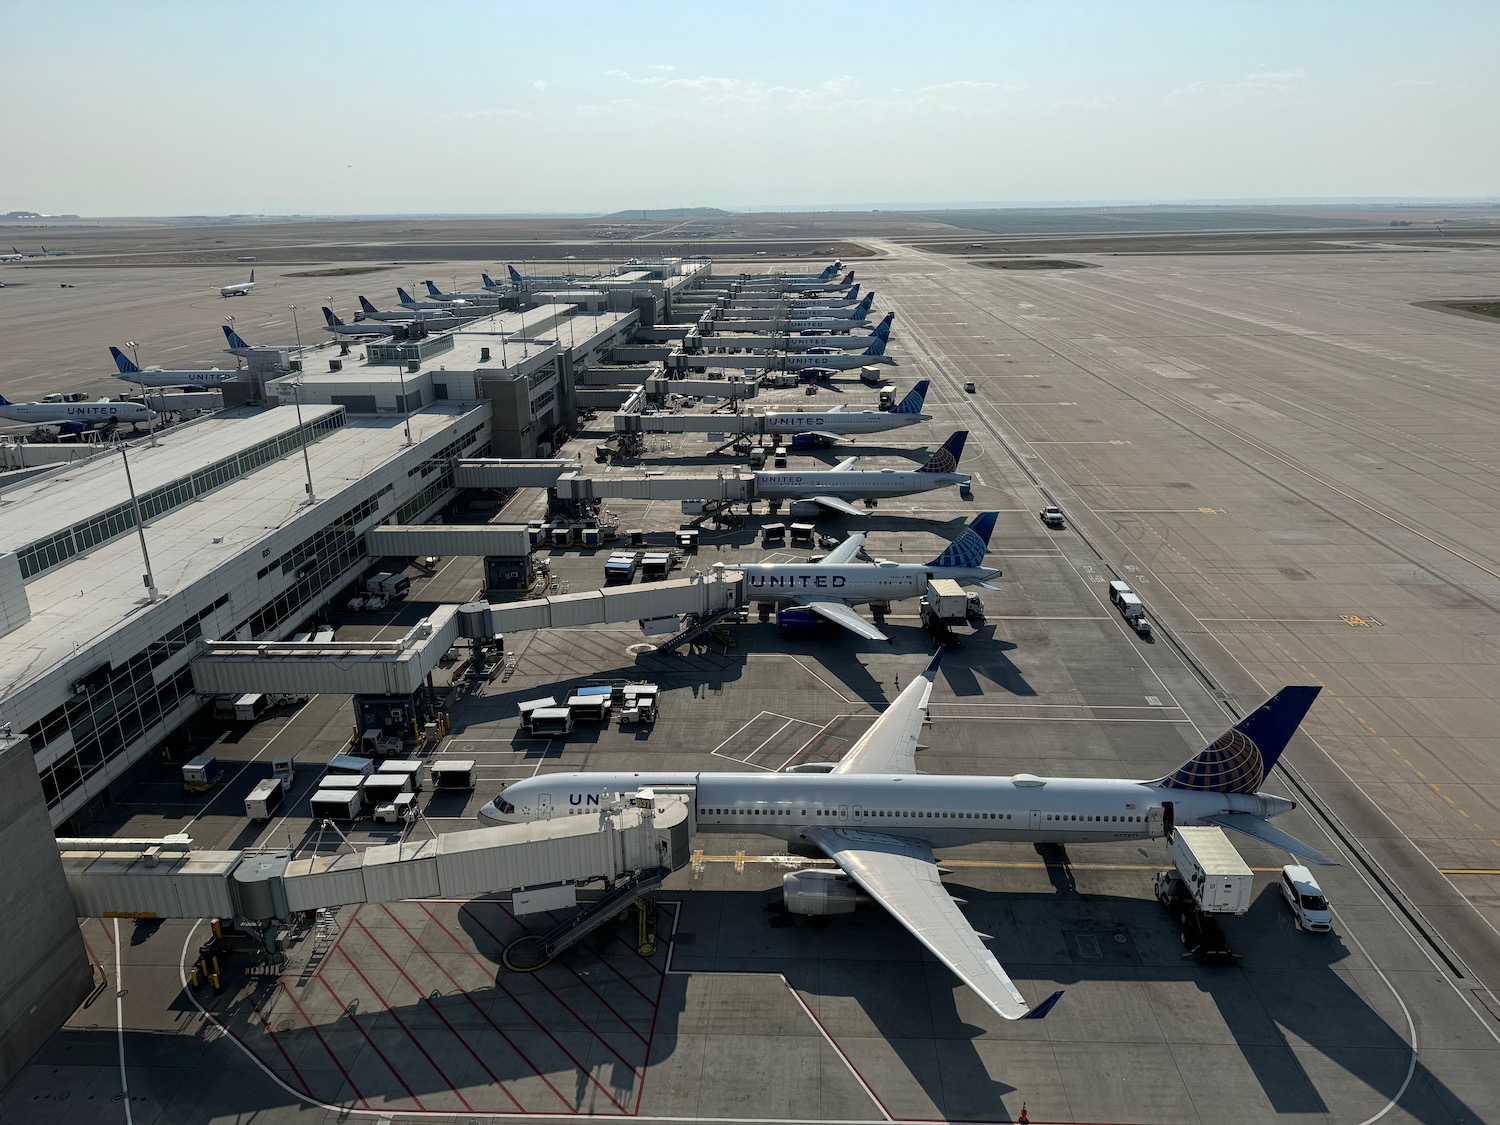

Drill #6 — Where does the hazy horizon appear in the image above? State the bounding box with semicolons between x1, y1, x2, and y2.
7;0;1498;216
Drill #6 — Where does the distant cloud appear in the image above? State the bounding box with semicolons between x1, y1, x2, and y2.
451;107;534;121
596;70;1017;119
531;79;548;92
1049;95;1121;112
1393;78;1438;90
1167;69;1306;103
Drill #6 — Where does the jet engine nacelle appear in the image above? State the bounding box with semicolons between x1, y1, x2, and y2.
782;870;858;915
784;762;837;774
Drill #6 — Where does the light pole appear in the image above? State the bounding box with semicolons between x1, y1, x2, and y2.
287;305;318;504
395;360;414;447
125;340;160;445
119;443;158;602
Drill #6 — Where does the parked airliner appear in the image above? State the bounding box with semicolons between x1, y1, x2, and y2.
774;313;895;351
762;378;929;444
397;286;468;311
219;270;255;298
355;296;431;323
754;431;970;516
727;293;875;323
424;280;500;304
481;652;1329;1019
736;512;999;640
221;325;304;357
322;308;408;338
109;348;238;389
0;392;155;434
506;264;587;288
776;334;895;378
731;284;862;309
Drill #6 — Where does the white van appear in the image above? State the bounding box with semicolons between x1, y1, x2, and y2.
1280;865;1333;932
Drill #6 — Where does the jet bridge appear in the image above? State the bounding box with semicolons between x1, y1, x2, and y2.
59;790;695;930
190;573;744;696
551;469;754;504
453;457;579;490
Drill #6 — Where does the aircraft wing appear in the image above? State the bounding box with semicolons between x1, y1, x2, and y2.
1203;812;1339;866
803;826;1058;1021
831;456;860;472
820;533;866;566
805;494;867;517
827;404;846;413
832;649;939;775
797;600;888;641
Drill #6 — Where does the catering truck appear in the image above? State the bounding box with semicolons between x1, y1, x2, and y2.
1154;826;1254;915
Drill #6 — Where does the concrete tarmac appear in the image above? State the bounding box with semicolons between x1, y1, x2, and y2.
6;239;1500;1124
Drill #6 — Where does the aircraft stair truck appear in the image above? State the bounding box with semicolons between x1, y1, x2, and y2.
1154;825;1253;963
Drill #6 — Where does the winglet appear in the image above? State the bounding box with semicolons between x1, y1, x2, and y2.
925;647;945;676
1021;990;1065;1020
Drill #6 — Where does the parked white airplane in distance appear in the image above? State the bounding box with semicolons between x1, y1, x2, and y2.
732;285;865;311
354;296;431;323
712;309;874;334
763;378;929;444
221;325;304;357
10;245;73;258
480;652;1330;1020
505;264;588;288
397;285;468;310
109;347;238;389
0;392;155;434
423;280;500;304
0;248;23;262
740;261;844;284
738;511;999;640
322;307;408;338
728;292;876;322
219;270;255;298
481;271;515;293
774;313;895;351
777;334;895;379
754;430;970;516
741;270;855;294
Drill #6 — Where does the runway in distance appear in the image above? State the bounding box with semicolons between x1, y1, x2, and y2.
219;269;255;298
736;512;1000;640
753;429;970;516
109;347;237;389
763;377;929;443
480;652;1330;1020
0;392;155;434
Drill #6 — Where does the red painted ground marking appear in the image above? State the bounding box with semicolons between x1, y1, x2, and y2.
241;980;315;1101
402;903;577;1113
96;919;116;946
334;943;475;1113
463;902;644;1075
485;898;652;1046
358;912;524;1113
421;902;631;1114
628;903;675;1116
276;981;370;1110
314;973;427;1110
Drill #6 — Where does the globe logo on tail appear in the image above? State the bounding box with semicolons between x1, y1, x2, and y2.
1161;729;1265;794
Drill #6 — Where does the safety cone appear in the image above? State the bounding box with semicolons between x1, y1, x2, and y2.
1017;1104;1029;1125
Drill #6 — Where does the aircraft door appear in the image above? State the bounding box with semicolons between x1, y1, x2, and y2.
838;805;849;822
1029;810;1044;832
537;792;552;820
852;805;863;823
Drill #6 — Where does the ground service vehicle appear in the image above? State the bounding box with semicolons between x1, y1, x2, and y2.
1155;826;1253;915
1280;864;1333;932
244;778;285;822
309;788;361;821
233;693;268;722
182;755;221;793
431;760;476;789
326;753;376;778
923;579;970;624
366;572;410;600
1039;506;1066;528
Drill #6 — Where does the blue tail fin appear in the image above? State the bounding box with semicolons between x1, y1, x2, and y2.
863;335;888;357
482;272;498;288
871;312;896;340
247;269;254;283
1157;685;1322;794
891;379;929;415
507;265;524;284
0;392;10;405
424;280;443;297
842;284;861;302
840;270;855;287
920;431;968;473
109;346;140;374
818;264;837;280
359;295;378;314
927;512;997;568
322;306;342;327
853;292;875;316
397;287;415;304
221;324;250;350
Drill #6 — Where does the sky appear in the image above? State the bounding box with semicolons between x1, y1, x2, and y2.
4;0;1497;216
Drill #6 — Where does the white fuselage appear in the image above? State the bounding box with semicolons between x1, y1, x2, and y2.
740;561;997;604
220;284;253;297
327;321;401;337
115;369;236;389
754;467;967;501
480;771;1290;849
776;350;891;371
0;400;156;427
400;298;468;311
357;307;429;322
763;409;926;436
725;304;868;321
715;316;870;333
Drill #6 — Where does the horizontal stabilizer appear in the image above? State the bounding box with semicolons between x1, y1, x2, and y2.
1204;812;1339;866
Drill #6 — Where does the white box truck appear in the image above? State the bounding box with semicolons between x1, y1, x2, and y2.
923;579;969;623
1154;826;1253;916
309;788;361;821
245;778;285;822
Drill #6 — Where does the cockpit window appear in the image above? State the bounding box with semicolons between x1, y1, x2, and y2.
497;799;515;815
